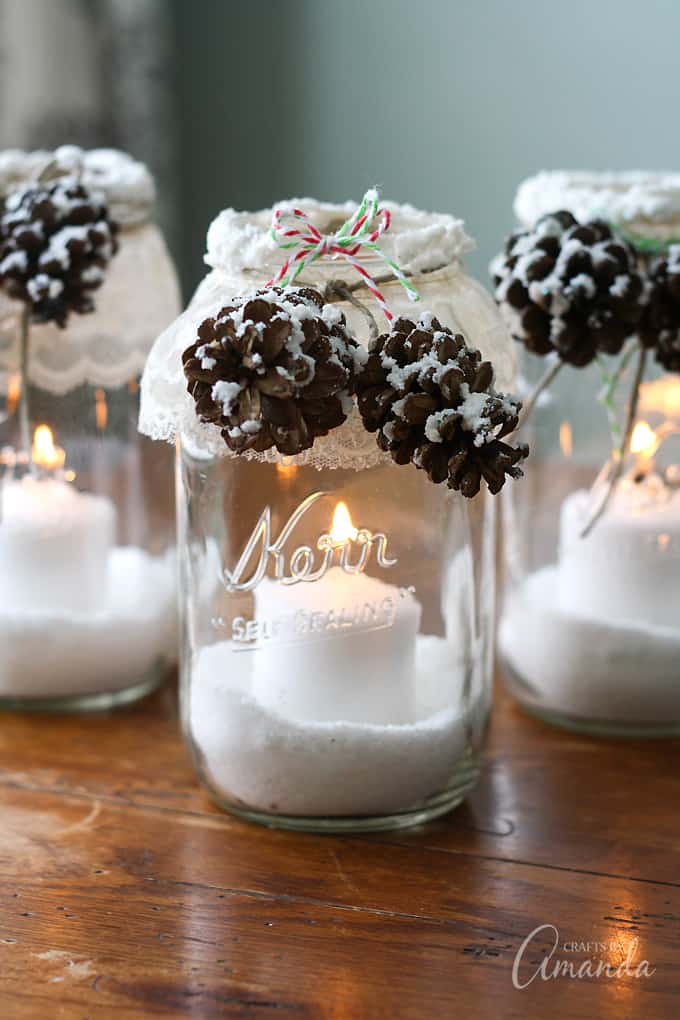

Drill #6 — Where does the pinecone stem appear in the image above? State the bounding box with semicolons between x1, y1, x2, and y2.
37;158;60;185
580;343;648;538
516;358;562;432
325;262;446;301
595;337;638;450
325;279;379;342
36;152;83;185
18;305;32;463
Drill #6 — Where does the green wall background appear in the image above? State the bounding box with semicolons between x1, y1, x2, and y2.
171;0;680;296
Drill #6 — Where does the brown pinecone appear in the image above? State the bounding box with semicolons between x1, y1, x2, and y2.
0;179;118;327
355;315;528;498
638;245;680;373
491;210;645;367
183;287;362;456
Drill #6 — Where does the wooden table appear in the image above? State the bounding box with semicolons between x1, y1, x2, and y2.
1;679;679;1019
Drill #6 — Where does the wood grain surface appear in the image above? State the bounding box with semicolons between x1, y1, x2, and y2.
1;679;679;1019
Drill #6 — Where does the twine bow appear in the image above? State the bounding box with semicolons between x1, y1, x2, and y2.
266;188;419;322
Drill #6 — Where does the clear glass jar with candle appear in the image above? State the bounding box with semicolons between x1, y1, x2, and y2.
499;171;680;735
141;197;517;831
0;146;181;710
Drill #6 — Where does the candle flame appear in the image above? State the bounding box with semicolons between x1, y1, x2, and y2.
32;425;65;471
330;501;358;545
630;421;659;458
559;421;573;458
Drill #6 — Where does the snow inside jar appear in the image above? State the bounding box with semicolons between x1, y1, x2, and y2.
140;192;523;831
0;145;181;709
497;170;680;735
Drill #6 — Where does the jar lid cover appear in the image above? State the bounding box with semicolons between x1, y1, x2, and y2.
515;170;680;240
0;146;155;227
205;196;474;277
139;198;517;468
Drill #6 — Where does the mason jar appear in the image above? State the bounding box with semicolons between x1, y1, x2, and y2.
0;146;181;709
141;197;516;830
500;171;680;735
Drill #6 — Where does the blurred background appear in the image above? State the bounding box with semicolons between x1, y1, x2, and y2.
2;0;679;298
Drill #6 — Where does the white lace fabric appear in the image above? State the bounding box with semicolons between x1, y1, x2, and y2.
140;198;516;470
0;224;181;395
0;146;181;395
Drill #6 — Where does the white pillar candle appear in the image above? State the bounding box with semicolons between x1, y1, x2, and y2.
500;417;680;725
250;566;421;724
0;428;116;616
0;476;116;615
559;478;680;629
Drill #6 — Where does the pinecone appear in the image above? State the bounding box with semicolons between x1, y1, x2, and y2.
355;315;528;498
492;210;645;367
0;179;118;327
638;245;680;372
183;287;362;456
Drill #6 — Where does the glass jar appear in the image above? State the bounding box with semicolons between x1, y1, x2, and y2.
141;197;516;830
0;147;181;710
500;171;680;735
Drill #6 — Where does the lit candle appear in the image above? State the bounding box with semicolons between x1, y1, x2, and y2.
250;501;422;724
500;388;680;725
559;420;680;630
0;426;116;615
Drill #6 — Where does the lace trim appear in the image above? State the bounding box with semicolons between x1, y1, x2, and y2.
178;405;393;471
0;224;180;395
140;270;516;469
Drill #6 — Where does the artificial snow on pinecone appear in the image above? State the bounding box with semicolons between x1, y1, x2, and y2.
638;245;680;373
355;314;528;497
492;210;645;367
0;179;118;327
183;287;363;457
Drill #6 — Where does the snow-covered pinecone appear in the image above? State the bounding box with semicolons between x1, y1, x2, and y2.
0;179;118;327
638;245;680;373
355;314;528;497
183;287;363;456
492;210;645;367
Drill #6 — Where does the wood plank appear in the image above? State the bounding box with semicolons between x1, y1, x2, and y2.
3;681;680;889
391;695;680;886
0;783;677;1019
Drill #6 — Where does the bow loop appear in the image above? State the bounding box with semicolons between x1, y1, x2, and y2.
266;189;419;322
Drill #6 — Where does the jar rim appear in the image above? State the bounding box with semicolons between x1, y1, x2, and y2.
236;256;459;291
515;170;680;241
204;196;475;279
0;146;155;228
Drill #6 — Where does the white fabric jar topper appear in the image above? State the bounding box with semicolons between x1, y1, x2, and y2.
139;194;516;469
0;145;180;396
515;170;680;242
